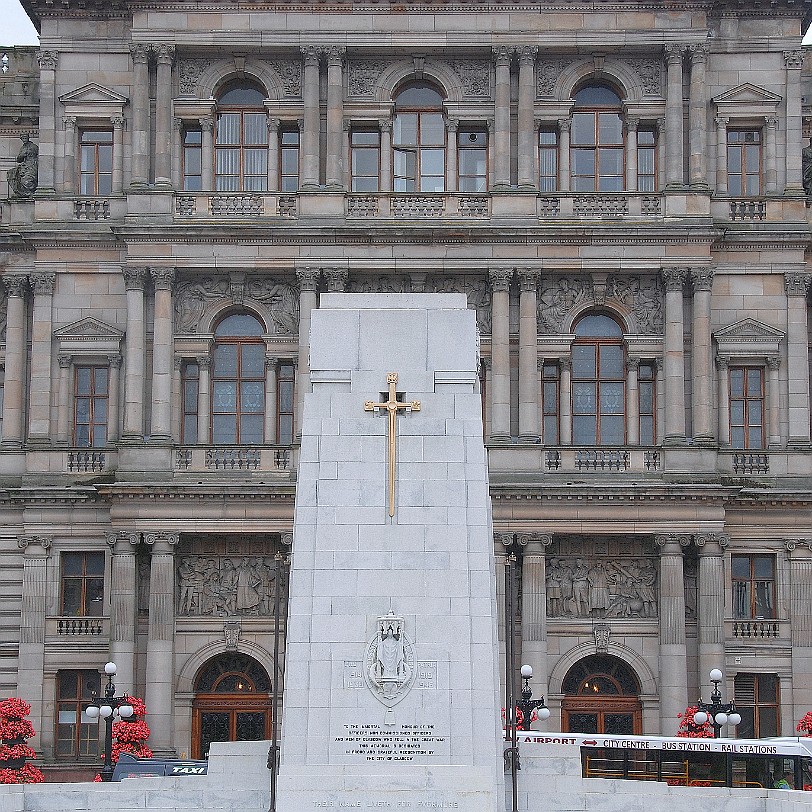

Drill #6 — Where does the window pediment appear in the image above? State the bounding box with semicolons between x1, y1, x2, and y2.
60;83;128;119
54;317;123;356
713;83;782;119
714;317;784;359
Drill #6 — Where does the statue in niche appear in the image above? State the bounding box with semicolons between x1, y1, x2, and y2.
378;619;406;681
8;134;38;199
803;137;812;197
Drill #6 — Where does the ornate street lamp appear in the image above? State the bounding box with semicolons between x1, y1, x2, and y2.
516;665;551;732
693;668;742;739
85;662;134;781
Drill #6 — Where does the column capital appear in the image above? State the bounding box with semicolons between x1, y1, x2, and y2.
624;115;640;133
323;267;348;292
63;115;77;131
106;531;141;550
280;531;294;546
18;535;52;555
2;275;28;298
58;354;72;368
144;532;180;552
265;355;280;370
150;267;176;290
662;267;688;291
446;117;459;134
694;533;729;552
301;45;320;66
688;42;709;63
112;115;126;130
626;357;641;371
129;43;151;64
714;115;729;129
492;46;512;67
765;115;779;130
488;267;513;292
664;43;686;64
380;118;393;134
715;355;729;370
296;266;320;292
784;538;812;555
152;44;176;64
267;117;281;134
785;272;812;297
517;267;541;292
766;356;781;371
558;117;572;133
36;50;58;71
690;266;715;292
200;115;215;133
109;353;123;369
197;355;212;369
481;356;492;371
515;45;538;66
784;49;804;69
123;267;147;290
560;356;572;373
324;46;346;66
517;532;553;554
493;532;515;548
655;533;691;552
30;272;56;296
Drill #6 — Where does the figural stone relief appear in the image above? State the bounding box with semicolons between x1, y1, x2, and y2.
430;275;492;335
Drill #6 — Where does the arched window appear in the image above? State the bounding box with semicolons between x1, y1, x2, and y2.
211;313;266;444
572;312;626;445
392;82;446;192
571;84;624;192
215;79;268;192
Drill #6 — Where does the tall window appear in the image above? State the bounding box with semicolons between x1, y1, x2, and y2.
457;128;487;192
571;313;626;445
182;361;200;444
638;362;656;445
393;82;446;192
350;130;381;192
280;128;300;192
730;366;764;449
183;127;203;191
539;129;558;192
56;670;101;759
727;129;762;196
542;362;560;444
79;130;113;195
571;85;624;192
61;551;105;617
277;362;295;444
637;128;657;192
211;313;266;444
74;366;108;448
732;554;775;619
734;673;779;738
215;81;268;192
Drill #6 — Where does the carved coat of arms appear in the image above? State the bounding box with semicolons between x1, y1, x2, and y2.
363;612;416;707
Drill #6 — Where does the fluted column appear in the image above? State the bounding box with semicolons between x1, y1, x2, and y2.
130;44;151;187
200;117;215;191
696;533;728;687
172;118;183;190
267;118;280;191
380;121;392;193
27;273;56;445
62;116;77;192
106;531;140;691
301;46;321;189
656;534;690;731
765;116;779;195
264;357;278;443
197;356;212;445
150;268;175;441
767;356;781;448
493;47;512;190
518;269;540;442
716;356;730;447
144;532;178;754
489;268;512;442
688;43;709;188
154;45;175;187
18;535;51;751
172;358;182;441
446;119;458;193
784;50;805;195
1;275;28;449
691;267;714;445
664;44;685;187
494;533;513;704
108;354;122;443
481;357;492;437
715;116;728;195
517;46;538;189
122;268;146;440
296;267;320;438
56;355;72;446
37;51;58;191
785;272;811;447
519;533;553;704
662;267;688;444
624;117;639;191
325;47;345;189
558;119;571;192
560;358;572;445
655;357;664;444
626;358;640;445
112;116;126;193
785;539;812;717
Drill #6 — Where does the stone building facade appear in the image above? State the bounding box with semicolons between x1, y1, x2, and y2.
1;0;812;778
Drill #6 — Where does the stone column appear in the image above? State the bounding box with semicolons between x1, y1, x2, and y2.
559;358;572;445
767;356;781;448
106;532;140;692
716;356;730;447
624;117;639;191
197;356;212;445
518;533;553;702
17;535;51;752
662;267;688;444
626;357;640;446
172;118;183;190
150;268;176;442
493;47;512;190
130;44;151;187
36;51;58;191
517;269;540;442
1;276;28;449
494;533;513;704
153;45;175;187
516;46;538;190
27;273;56;446
656;534;690;731
655;357;664;444
380;121;392;193
664;45;685;188
489;268;512;442
785;539;812;716
691;267;714;445
200;117;215;192
687;43;709;188
56;355;72;446
172;357;182;441
696;533;728;688
112;115;126;194
295;267;320;437
715;116;729;195
765;116;779;195
122;268;147;441
108;354;122;443
267;118;280;191
62;116;77;193
325;47;345;189
446;119;458;193
144;532;178;755
558;119;571;192
264;357;278;444
324;268;348;293
783;50;805;196
481;357;492;437
301;46;321;190
785;272;812;447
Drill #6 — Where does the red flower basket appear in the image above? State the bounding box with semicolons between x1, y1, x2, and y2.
0;698;43;784
796;711;812;736
676;705;714;739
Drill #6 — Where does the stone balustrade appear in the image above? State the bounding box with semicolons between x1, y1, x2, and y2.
174;446;293;474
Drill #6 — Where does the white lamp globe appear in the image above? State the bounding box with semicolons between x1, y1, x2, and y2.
85;705;100;720
520;665;533;679
537;707;551;721
99;705;113;718
119;704;134;719
714;712;728;726
693;711;708;725
728;713;742;727
709;668;723;682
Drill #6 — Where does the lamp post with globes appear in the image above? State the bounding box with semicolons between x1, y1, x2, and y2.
693;669;742;739
516;664;551;731
85;662;134;781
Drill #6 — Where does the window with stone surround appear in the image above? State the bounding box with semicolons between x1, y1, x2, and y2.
280;128;300;192
734;673;779;738
60;551;105;617
636;127;657;192
182;360;200;444
638;362;656;445
727;129;762;196
729;366;764;449
732;554;775;619
73;365;109;448
277;361;295;444
393;82;446;192
56;669;101;759
571;84;624;192
457;128;488;192
183;126;203;191
350;129;381;192
79;129;113;195
542;361;560;444
215;80;268;192
539;129;558;192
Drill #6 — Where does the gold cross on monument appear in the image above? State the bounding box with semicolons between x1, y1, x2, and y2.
364;372;421;518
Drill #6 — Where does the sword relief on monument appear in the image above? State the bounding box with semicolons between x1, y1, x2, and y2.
364;372;421;518
363;612;416;707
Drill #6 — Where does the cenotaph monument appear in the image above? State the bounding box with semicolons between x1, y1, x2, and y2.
276;293;504;810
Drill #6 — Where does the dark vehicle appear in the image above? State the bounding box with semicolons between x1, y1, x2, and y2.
111;752;209;781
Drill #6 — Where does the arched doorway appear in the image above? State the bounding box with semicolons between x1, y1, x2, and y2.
192;653;273;758
562;654;642;734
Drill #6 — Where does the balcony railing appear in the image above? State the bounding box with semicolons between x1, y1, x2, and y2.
727;619;786;640
66;450;108;472
537;193;663;219
346;193;490;219
731;452;769;474
543;447;662;473
729;199;767;221
46;616;109;638
74;198;110;220
175;193;298;218
175;446;293;473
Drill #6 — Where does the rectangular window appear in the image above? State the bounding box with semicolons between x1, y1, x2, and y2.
73;365;109;448
350;130;381;192
457;129;487;192
734;673;779;739
277;362;295;444
637;128;656;192
732;554;775;619
280;129;300;193
56;670;101;759
730;366;764;449
542;362;560;445
182;361;200;445
79;130;113;196
539;129;558;192
638;362;656;445
727;129;762;196
61;551;105;617
183;127;203;192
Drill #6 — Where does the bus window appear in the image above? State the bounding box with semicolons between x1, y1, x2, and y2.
732;756;769;789
686;753;726;787
801;757;812;791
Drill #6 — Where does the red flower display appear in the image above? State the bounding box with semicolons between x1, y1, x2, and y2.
94;696;152;781
796;711;812;735
0;698;44;783
500;706;538;730
676;705;714;739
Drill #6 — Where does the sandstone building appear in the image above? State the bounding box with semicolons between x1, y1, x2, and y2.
1;0;812;779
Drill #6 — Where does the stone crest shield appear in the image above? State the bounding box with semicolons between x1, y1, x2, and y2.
363;612;416;708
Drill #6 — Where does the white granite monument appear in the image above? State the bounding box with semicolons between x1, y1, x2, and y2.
277;293;504;810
